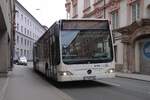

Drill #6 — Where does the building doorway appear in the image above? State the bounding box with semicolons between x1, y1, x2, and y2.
139;39;150;75
147;5;150;18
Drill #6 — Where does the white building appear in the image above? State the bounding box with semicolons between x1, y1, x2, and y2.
66;0;150;75
15;1;46;61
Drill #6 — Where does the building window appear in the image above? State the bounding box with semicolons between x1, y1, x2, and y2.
24;39;26;46
147;5;150;18
84;0;90;9
27;30;29;35
16;23;19;31
94;0;102;3
73;4;78;17
131;2;140;22
24;50;26;56
16;48;19;57
30;41;31;47
21;37;23;45
27;40;29;46
30;21;32;26
20;49;23;56
21;14;23;20
33;33;34;38
24;28;26;34
21;26;23;33
111;11;119;29
25;17;26;24
17;36;19;44
27;50;29;59
30;50;32;56
27;19;29;25
17;11;19;18
30;31;31;36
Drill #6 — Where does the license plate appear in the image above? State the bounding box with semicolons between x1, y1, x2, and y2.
83;76;96;80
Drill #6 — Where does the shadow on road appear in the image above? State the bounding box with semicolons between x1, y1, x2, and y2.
33;70;112;89
50;81;112;89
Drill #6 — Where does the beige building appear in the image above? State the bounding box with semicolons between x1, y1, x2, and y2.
0;0;15;76
65;0;150;75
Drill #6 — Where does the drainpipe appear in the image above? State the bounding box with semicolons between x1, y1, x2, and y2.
104;0;106;19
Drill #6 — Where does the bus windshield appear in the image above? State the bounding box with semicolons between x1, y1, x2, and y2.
61;29;113;64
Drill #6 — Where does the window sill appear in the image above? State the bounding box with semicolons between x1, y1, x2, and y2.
93;0;103;7
83;6;91;13
72;14;78;18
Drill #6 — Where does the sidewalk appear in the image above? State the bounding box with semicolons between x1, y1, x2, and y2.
116;72;150;82
0;65;74;100
0;77;9;100
1;67;150;100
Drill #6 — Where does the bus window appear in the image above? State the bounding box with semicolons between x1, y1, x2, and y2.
61;30;113;64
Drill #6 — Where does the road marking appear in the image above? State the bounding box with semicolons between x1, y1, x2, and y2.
97;80;121;87
0;78;9;100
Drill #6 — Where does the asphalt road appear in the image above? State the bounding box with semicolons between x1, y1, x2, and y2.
44;71;150;100
54;77;150;100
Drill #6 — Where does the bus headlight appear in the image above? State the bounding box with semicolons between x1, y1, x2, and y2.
63;72;67;76
59;71;73;76
105;68;115;73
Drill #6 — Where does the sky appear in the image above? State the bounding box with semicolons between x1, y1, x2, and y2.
17;0;67;27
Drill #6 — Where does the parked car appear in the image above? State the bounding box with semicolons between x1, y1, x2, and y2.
17;56;27;66
13;59;18;64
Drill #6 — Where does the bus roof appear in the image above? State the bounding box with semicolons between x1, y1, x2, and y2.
35;19;110;44
59;18;109;21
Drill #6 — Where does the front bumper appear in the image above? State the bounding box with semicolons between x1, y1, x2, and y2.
57;73;115;82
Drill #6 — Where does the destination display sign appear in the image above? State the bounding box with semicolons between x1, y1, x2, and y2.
62;20;109;30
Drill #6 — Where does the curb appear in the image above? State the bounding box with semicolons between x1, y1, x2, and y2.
116;73;150;82
0;78;9;100
33;70;74;100
49;84;74;100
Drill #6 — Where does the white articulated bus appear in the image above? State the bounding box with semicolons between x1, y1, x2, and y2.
33;19;115;82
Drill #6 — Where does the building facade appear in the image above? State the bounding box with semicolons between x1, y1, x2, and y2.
65;0;150;75
0;0;15;76
15;1;46;61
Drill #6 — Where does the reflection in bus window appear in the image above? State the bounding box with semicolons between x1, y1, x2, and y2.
61;30;113;64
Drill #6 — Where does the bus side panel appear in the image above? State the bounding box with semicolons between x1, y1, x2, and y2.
43;23;61;80
50;24;61;80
